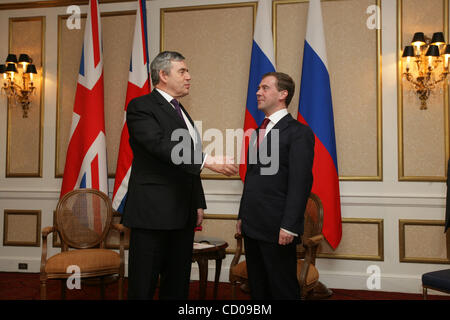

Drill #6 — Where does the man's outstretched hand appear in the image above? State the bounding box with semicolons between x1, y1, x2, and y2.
204;155;238;176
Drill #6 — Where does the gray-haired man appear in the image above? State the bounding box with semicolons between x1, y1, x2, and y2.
123;51;237;299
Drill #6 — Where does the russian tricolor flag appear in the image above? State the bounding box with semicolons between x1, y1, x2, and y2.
298;0;342;249
112;0;151;213
239;0;276;181
60;0;108;199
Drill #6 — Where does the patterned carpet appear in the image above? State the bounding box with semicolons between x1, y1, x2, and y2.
1;272;449;300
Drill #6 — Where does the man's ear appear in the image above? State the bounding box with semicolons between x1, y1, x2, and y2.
159;70;168;84
279;89;288;101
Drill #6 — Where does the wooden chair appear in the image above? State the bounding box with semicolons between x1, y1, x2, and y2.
40;188;126;300
422;231;450;299
229;192;329;299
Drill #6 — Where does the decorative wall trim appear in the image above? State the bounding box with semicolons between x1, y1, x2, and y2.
160;2;257;53
397;0;449;181
0;0;135;11
318;218;384;261
6;16;45;177
273;0;383;181
399;219;450;264
0;189;446;206
3;210;41;247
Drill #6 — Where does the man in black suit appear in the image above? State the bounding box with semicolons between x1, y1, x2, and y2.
237;72;315;300
123;51;238;300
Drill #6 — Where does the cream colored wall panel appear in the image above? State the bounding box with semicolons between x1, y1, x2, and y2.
319;218;383;261
405;225;447;258
399;219;450;264
399;0;448;180
275;0;381;180
7;17;44;177
3;210;41;246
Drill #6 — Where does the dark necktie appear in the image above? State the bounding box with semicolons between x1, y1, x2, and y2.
171;99;184;122
258;118;271;146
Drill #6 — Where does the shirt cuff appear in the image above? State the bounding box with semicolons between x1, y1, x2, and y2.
281;228;298;237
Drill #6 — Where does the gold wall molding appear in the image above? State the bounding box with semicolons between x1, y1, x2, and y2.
202;215;385;260
160;2;257;53
397;0;449;181
399;219;450;264
6;16;45;177
204;213;238;220
318;218;384;261
0;0;135;11
273;0;383;181
3;210;41;247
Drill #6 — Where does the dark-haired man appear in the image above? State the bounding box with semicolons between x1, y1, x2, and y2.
237;72;315;299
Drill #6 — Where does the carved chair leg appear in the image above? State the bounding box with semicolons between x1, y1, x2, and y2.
100;277;105;299
300;286;305;300
231;282;236;300
118;277;123;300
61;279;66;299
40;280;47;300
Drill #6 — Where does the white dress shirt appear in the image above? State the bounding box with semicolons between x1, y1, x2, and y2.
263;108;289;138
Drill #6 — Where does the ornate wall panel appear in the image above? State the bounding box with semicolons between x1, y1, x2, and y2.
3;210;41;247
399;219;450;264
7;17;45;177
275;0;382;180
318;218;384;261
398;0;449;181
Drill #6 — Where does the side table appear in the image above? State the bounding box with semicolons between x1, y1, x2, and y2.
192;237;228;299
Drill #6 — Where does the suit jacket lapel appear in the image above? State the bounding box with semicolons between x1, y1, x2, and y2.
151;89;188;129
179;101;203;150
268;113;290;137
151;90;202;150
259;113;291;150
255;113;291;168
179;102;195;128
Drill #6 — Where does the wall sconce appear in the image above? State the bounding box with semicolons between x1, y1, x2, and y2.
0;53;38;118
402;32;450;110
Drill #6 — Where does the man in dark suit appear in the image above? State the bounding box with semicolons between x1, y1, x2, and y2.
237;72;315;300
123;51;238;300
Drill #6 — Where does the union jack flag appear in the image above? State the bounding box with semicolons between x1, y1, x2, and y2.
112;0;151;213
60;0;107;202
